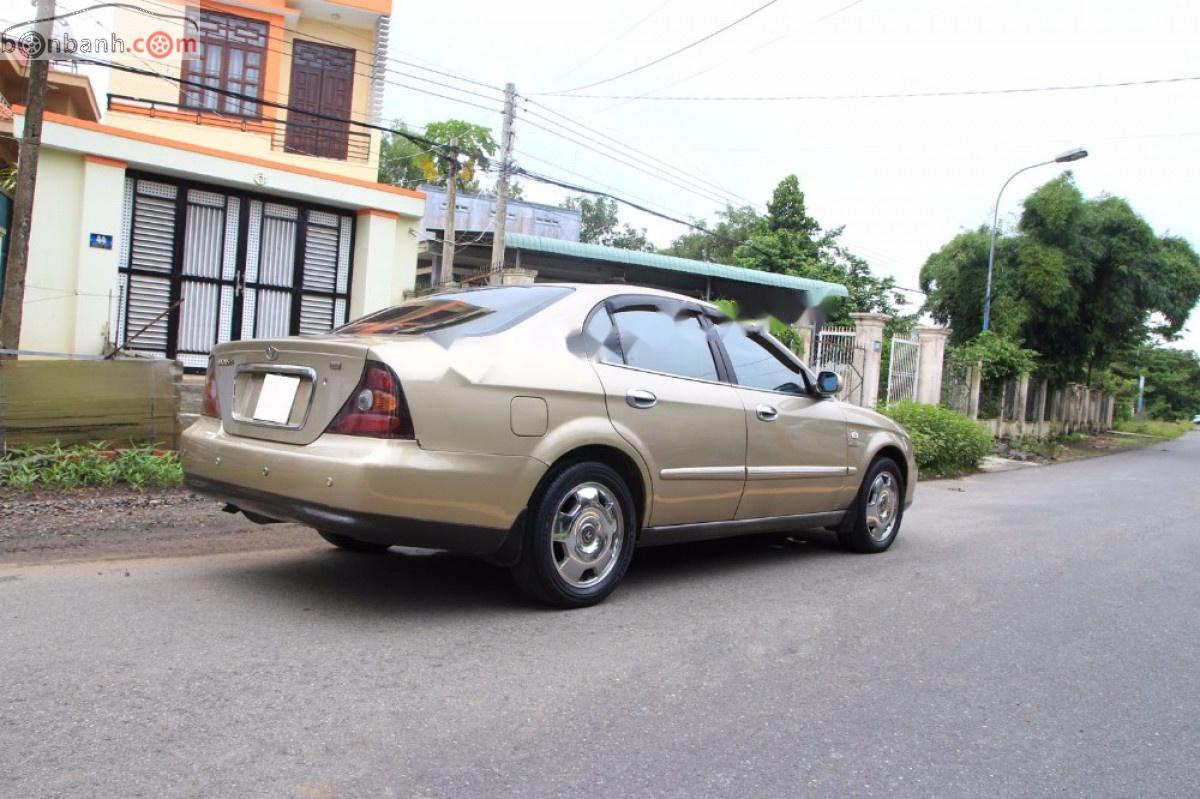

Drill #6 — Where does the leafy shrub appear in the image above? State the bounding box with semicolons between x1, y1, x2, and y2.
0;443;182;491
949;330;1037;380
883;401;993;476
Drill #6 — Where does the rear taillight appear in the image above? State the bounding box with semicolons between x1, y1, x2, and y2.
202;359;220;418
325;360;414;439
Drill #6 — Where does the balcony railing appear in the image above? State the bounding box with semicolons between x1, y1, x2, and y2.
106;94;371;163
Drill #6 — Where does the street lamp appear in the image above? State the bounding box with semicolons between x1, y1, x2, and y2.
981;147;1088;332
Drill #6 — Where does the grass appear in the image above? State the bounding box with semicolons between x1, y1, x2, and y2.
0;442;183;491
1112;419;1194;439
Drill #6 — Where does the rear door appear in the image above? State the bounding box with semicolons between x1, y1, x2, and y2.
589;297;746;527
715;321;850;518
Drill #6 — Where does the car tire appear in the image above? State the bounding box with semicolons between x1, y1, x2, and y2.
317;530;392;553
511;462;637;609
837;456;905;553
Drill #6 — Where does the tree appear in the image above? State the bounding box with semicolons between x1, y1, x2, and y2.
480;181;525;201
1111;345;1200;420
377;118;497;194
377;121;428;188
561;195;652;251
663;204;761;263
921;174;1200;384
729;175;905;319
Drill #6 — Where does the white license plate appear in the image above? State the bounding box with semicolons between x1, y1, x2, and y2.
253;373;300;424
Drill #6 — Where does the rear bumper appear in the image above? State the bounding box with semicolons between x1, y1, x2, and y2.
181;417;546;554
185;475;517;554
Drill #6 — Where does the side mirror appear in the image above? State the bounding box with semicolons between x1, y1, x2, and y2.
815;370;842;396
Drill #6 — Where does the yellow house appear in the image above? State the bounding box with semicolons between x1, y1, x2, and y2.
10;0;424;367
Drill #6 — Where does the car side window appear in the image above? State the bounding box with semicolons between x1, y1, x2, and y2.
611;308;719;382
718;322;807;395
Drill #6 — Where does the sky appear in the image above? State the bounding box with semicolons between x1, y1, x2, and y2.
375;0;1200;351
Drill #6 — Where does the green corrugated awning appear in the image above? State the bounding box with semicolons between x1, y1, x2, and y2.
504;233;849;306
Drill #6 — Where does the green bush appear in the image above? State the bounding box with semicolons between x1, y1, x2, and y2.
883;401;993;477
0;443;182;491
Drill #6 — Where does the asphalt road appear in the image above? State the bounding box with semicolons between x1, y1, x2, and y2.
2;433;1198;798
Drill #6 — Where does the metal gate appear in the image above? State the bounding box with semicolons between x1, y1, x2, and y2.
813;326;864;405
886;336;920;404
118;174;354;369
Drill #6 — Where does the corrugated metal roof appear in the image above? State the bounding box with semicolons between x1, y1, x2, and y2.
505;233;849;305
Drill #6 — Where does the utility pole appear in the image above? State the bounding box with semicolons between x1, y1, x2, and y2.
488;82;516;284
437;138;460;288
0;0;55;355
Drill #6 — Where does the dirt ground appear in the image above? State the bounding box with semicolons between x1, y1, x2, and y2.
0;487;316;565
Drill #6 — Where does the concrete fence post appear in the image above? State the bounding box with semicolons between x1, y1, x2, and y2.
1035;380;1049;438
967;362;982;420
1014;373;1031;437
913;325;951;405
850;312;888;409
793;323;815;364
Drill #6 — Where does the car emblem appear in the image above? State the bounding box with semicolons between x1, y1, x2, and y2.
265;345;279;361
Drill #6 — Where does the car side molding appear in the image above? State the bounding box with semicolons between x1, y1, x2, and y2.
639;510;847;547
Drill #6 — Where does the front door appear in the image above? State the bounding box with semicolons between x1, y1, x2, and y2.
589;299;747;527
714;321;850;518
119;175;355;370
286;40;355;159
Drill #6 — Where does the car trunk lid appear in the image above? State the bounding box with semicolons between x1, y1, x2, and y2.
213;337;373;446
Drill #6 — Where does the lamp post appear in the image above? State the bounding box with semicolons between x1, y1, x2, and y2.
982;147;1088;332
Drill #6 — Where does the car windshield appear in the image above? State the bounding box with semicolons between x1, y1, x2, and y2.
335;286;572;338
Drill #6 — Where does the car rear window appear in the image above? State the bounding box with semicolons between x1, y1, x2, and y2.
335;286;572;339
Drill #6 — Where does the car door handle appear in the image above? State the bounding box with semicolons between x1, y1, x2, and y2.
756;404;779;422
626;389;658;409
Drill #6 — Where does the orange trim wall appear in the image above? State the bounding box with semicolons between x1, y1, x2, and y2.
109;101;277;135
357;208;400;220
325;0;392;14
19;107;425;201
83;154;129;169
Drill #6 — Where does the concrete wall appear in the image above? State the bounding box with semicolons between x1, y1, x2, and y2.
0;358;181;449
18;149;89;354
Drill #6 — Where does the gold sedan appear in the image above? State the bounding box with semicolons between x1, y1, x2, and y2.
182;284;916;607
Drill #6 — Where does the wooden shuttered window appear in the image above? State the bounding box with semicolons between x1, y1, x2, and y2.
180;10;269;117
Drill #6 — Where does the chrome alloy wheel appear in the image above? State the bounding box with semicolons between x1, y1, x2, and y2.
865;471;899;542
551;482;624;589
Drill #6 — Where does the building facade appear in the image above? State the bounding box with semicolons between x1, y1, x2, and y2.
6;0;423;367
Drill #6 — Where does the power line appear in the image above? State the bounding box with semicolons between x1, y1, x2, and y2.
542;0;675;90
517;113;737;209
513;149;686;218
593;0;867;113
518;106;749;208
546;73;1200;101
514;165;802;272
545;0;784;95
523;97;760;207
